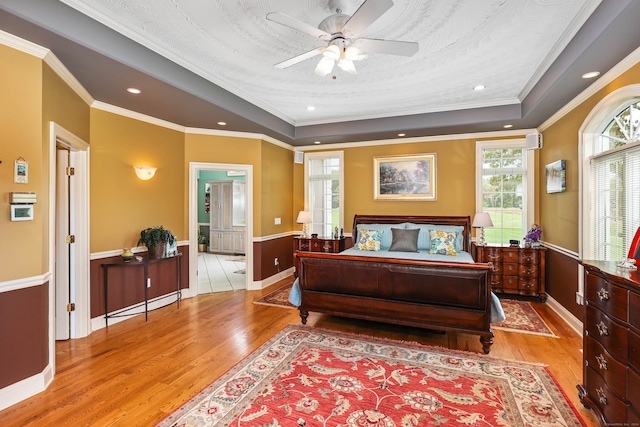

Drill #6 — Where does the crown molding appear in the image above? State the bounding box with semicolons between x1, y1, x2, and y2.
539;45;640;132
298;128;538;151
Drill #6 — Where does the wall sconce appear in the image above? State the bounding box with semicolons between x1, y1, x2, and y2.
134;166;157;180
472;212;494;246
296;210;311;238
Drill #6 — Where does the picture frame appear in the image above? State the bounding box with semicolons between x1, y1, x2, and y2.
14;158;28;184
374;153;436;201
546;159;566;193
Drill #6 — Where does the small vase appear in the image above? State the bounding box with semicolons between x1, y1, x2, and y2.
121;248;134;262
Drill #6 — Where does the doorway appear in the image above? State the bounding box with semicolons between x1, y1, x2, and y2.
50;123;90;345
189;162;254;296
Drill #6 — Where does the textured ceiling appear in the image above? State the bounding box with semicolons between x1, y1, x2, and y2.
2;0;640;145
58;0;598;126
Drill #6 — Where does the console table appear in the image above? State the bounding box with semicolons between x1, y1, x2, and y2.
101;252;182;327
578;261;640;425
473;244;547;301
294;236;345;253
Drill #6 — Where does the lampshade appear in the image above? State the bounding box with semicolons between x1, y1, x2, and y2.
296;211;311;224
472;212;493;228
134;166;157;180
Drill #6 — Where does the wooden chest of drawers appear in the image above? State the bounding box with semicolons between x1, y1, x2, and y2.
294;236;345;253
474;244;547;301
579;261;640;425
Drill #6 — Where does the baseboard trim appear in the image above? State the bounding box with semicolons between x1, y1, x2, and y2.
545;294;583;337
249;267;294;290
0;363;53;411
91;291;184;331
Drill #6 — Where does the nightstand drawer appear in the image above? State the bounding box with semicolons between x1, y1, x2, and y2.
503;263;518;275
518;264;539;278
586;272;628;322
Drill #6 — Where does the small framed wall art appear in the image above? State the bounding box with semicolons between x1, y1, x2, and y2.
14;158;28;184
546;159;566;193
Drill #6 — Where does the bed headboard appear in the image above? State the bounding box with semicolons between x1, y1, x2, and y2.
351;215;473;252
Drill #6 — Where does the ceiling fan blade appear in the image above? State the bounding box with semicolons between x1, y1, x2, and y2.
354;38;419;57
266;12;331;40
274;48;324;69
341;0;394;38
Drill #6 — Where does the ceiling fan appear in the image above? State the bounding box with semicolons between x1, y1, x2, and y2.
266;0;419;76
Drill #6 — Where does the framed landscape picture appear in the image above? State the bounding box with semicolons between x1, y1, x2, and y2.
546;160;566;193
374;153;436;201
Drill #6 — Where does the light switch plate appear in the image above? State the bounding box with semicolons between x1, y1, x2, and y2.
274;217;281;225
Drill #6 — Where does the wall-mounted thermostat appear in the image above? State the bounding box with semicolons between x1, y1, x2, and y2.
10;204;34;221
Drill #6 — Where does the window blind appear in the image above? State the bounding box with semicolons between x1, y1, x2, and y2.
590;144;640;260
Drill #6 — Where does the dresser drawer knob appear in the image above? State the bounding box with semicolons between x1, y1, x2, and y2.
596;387;607;405
597;321;609;336
522;282;534;289
596;288;609;301
523;268;535;275
488;254;499;260
522;255;534;262
596;354;608;370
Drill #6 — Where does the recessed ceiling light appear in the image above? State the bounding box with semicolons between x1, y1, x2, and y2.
307;106;315;111
582;71;600;79
473;85;486;91
398;133;406;137
313;141;321;145
217;121;227;126
503;124;513;129
127;87;141;94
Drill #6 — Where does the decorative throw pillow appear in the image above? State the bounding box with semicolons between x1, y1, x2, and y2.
429;230;458;255
389;228;419;252
356;229;383;251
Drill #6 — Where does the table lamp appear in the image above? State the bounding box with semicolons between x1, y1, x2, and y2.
297;210;311;238
472;212;493;246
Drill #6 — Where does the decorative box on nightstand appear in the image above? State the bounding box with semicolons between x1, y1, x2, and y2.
294;236;345;253
473;243;547;302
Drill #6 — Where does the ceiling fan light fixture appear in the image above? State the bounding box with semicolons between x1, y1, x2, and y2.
344;46;366;61
324;44;341;60
337;58;357;74
315;56;336;76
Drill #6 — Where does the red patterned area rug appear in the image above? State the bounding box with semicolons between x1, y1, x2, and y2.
493;300;557;338
157;325;584;427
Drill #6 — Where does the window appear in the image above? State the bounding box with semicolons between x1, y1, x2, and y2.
476;140;533;245
304;151;343;237
589;100;640;261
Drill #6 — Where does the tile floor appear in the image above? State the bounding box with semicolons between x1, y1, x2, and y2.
197;252;246;294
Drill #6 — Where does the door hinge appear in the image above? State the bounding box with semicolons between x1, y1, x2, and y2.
66;235;76;244
66;167;75;176
66;303;75;312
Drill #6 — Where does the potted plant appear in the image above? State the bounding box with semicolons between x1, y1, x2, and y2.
198;230;209;252
137;226;176;259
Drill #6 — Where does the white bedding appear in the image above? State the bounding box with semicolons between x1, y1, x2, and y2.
340;247;475;263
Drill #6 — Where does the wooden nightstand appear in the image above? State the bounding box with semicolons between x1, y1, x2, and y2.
473;243;547;302
294;236;345;253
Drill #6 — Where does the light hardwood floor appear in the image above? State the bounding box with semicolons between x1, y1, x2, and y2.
1;276;599;426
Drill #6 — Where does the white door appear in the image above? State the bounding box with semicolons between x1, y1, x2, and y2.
55;149;71;340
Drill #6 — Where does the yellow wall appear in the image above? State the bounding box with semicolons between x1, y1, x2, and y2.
90;109;185;252
302;136;525;234
184;133;264;236
0;46;44;281
261;141;294;236
540;62;640;252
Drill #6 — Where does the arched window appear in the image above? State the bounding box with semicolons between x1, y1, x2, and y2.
587;98;640;261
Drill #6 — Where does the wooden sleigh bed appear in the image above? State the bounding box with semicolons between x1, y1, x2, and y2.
293;215;499;353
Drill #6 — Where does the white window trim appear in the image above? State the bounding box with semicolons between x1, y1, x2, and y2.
577;84;640;303
303;150;344;231
475;139;534;241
